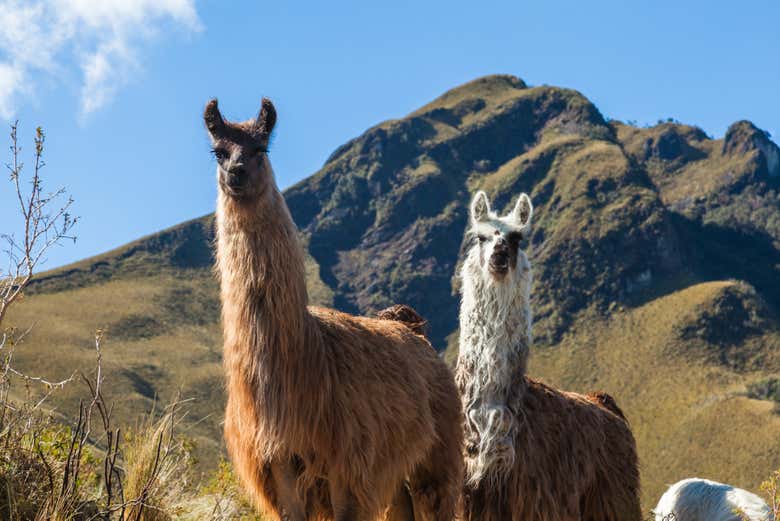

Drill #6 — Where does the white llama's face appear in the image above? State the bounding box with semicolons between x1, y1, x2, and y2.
464;191;533;282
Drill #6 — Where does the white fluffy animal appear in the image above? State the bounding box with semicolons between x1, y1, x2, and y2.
654;478;774;521
455;191;642;521
456;190;534;484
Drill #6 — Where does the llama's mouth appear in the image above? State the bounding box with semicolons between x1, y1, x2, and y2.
221;184;242;196
489;255;509;276
220;181;268;202
219;175;245;197
221;186;250;201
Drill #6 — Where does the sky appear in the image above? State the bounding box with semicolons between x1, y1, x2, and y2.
1;0;778;270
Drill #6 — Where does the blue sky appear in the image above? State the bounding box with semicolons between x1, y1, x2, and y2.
1;0;778;269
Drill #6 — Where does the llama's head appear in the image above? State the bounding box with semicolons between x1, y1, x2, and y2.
463;190;533;284
204;98;277;202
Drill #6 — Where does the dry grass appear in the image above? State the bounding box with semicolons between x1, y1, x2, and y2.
122;404;193;521
0;366;258;520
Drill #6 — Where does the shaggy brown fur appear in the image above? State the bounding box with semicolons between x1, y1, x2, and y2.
463;378;642;521
586;391;627;421
376;304;428;336
206;98;463;521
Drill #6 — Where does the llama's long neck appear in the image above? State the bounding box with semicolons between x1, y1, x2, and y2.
457;260;532;395
216;186;310;381
217;181;330;463
456;253;532;484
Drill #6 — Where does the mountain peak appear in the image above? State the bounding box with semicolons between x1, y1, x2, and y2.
434;74;527;98
723;120;780;177
412;74;527;115
724;120;767;153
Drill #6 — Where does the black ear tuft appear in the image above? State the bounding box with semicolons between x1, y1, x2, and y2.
257;97;277;136
204;99;226;137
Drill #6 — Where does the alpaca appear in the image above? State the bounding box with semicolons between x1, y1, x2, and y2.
205;98;463;521
654;478;774;521
455;190;642;521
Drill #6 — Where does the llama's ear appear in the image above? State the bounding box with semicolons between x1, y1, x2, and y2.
470;191;491;223
204;99;226;139
255;98;277;137
509;193;533;227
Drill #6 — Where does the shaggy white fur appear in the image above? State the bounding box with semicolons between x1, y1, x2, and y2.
456;190;533;485
654;478;774;521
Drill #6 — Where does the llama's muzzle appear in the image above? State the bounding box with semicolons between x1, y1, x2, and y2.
220;165;249;196
489;241;510;275
226;166;247;188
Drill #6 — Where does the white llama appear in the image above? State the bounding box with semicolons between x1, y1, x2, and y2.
456;190;534;483
455;190;641;521
654;478;775;521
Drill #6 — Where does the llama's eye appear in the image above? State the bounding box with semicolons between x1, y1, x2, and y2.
477;235;487;243
253;147;267;156
506;232;523;245
213;148;229;161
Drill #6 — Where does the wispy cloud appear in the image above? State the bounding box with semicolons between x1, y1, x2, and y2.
0;0;200;120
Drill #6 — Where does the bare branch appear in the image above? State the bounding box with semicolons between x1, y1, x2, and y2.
0;122;78;328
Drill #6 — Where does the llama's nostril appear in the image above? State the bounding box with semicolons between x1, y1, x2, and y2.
226;168;246;188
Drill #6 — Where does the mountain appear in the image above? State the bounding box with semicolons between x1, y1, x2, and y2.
7;75;780;508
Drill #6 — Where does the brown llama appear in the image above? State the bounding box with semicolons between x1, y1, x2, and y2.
455;190;642;521
205;98;463;521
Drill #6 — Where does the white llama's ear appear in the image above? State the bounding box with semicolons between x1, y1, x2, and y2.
509;193;533;227
470;191;491;223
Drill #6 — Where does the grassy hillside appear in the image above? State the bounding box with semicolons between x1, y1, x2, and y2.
6;74;780;509
530;280;780;505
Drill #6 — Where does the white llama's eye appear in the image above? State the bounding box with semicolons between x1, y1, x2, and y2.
477;235;487;243
506;232;523;245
